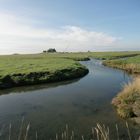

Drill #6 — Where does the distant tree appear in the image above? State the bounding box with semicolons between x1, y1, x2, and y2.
43;50;47;53
13;53;19;55
47;48;56;53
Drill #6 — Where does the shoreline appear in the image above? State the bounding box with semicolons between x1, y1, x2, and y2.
111;77;140;122
103;60;140;123
103;61;140;74
0;62;89;90
0;53;91;90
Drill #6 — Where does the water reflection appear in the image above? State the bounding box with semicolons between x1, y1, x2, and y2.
0;79;80;95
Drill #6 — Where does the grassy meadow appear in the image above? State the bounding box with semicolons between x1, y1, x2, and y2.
89;51;140;60
0;53;90;89
0;51;140;89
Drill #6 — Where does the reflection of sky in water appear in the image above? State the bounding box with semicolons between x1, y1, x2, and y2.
0;59;138;140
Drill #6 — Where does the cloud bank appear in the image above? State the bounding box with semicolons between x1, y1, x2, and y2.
0;13;119;54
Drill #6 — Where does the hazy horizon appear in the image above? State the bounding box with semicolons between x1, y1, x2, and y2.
0;0;140;54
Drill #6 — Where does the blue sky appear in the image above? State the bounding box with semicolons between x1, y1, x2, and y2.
0;0;140;54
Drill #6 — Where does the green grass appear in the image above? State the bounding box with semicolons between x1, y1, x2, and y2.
103;55;140;73
4;51;139;77
0;53;89;89
0;51;140;89
0;55;82;76
88;51;140;60
39;51;140;60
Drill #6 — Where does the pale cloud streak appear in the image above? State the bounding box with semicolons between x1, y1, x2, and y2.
0;12;119;54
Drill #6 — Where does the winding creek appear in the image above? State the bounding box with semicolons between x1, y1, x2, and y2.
0;59;139;139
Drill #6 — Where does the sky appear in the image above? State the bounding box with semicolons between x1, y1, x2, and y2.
0;0;140;54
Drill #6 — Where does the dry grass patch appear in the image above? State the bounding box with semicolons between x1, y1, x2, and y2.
103;55;140;73
112;78;140;118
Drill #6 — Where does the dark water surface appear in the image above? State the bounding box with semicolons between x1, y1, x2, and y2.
0;59;139;140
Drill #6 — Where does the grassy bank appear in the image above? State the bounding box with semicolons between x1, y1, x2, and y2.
0;53;89;89
112;78;140;121
89;51;140;60
103;55;140;73
99;52;140;122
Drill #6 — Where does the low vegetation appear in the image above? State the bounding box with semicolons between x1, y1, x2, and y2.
0;51;140;89
0;53;89;89
5;120;138;140
103;55;140;73
48;51;140;61
112;78;140;120
102;53;140;122
89;51;140;60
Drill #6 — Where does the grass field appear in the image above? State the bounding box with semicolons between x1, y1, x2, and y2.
0;54;86;75
0;53;89;89
0;51;140;89
89;51;140;60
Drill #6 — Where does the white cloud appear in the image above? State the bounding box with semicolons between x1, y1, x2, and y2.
0;12;119;54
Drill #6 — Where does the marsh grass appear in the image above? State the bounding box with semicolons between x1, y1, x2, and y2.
103;55;140;73
3;120;140;140
112;78;140;119
103;54;140;119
